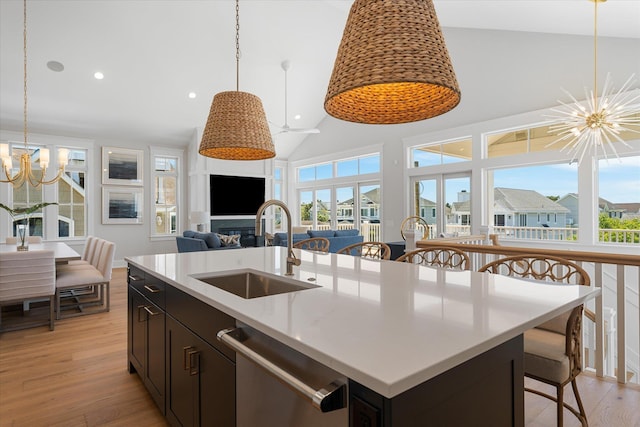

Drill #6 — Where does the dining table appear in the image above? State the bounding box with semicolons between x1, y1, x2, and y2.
0;241;81;264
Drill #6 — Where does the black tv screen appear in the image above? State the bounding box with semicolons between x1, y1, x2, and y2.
210;175;265;216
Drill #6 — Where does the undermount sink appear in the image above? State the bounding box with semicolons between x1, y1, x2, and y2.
190;270;319;299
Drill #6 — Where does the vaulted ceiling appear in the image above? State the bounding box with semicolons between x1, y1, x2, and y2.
1;0;638;158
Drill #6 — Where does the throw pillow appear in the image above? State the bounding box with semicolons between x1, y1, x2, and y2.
217;233;241;247
183;230;196;238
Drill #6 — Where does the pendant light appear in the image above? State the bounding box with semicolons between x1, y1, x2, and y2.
0;0;69;188
199;0;275;161
547;0;640;164
324;0;461;124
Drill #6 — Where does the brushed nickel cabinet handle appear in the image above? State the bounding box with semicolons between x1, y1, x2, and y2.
128;275;143;282
183;346;195;371
143;305;159;316
143;285;161;293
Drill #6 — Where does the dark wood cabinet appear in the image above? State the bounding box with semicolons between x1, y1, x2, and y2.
165;316;235;427
128;263;236;427
128;268;166;414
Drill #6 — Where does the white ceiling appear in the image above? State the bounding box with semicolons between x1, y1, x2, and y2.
1;0;639;159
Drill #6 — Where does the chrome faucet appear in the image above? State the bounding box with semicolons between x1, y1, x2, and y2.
255;200;300;276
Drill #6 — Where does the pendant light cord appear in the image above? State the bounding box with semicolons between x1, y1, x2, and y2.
23;0;28;148
593;0;598;99
235;0;240;92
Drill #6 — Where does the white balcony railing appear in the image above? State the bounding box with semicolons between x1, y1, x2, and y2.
417;237;640;386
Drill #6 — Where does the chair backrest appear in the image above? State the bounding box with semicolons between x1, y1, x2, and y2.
0;250;55;302
5;237;17;244
27;236;42;243
336;242;391;260
479;254;590;334
91;239;116;280
82;236;98;261
396;246;470;270
293;237;330;253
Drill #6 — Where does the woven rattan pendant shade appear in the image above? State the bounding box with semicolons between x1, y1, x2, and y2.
325;0;461;124
199;91;275;160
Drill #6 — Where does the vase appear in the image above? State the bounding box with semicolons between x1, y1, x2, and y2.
17;224;28;251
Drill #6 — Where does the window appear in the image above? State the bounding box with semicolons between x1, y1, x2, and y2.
151;149;181;236
411;137;472;167
598;155;640;244
274;166;284;230
298;154;380;182
58;149;87;238
2;141;85;240
490;163;578;241
412;174;471;237
486;124;559;158
295;152;381;240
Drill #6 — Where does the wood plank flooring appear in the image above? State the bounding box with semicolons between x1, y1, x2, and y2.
1;267;638;426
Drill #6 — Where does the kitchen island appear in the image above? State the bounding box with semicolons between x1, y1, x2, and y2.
126;246;599;426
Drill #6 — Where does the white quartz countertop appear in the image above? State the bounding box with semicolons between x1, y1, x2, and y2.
125;247;599;398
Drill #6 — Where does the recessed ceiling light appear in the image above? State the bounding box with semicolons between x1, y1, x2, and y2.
94;71;104;80
294;114;301;120
188;92;197;99
46;60;64;72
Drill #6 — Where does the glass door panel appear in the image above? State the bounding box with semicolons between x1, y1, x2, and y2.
336;187;354;230
359;184;381;242
444;176;471;236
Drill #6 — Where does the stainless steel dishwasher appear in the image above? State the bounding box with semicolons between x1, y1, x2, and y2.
218;324;348;427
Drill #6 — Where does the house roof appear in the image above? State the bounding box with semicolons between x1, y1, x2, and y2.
494;188;570;214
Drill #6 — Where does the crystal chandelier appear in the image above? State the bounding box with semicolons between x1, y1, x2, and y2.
0;0;68;188
546;0;640;165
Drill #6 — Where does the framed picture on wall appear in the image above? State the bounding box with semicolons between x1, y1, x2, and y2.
102;186;144;224
102;147;143;185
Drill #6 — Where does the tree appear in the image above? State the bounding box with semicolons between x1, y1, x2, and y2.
300;202;313;221
547;195;560;202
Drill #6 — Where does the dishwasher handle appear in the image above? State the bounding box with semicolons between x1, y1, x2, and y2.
217;327;346;413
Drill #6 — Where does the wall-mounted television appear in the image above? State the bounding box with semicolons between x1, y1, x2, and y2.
210;174;265;216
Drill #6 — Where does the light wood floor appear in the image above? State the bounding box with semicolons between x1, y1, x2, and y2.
1;268;638;426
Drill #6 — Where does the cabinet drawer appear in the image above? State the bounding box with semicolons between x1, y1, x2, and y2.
128;265;166;309
166;285;236;361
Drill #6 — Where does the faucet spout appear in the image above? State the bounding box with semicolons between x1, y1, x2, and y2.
255;199;300;276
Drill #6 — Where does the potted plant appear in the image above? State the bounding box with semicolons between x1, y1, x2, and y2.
0;202;57;250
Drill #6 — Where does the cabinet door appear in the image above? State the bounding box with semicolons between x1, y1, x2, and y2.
145;300;165;411
128;286;165;413
166;316;235;427
128;286;146;375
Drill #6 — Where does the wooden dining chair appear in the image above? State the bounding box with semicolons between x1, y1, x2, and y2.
479;254;590;427
0;250;56;331
293;237;330;253
396;246;470;270
336;242;391;260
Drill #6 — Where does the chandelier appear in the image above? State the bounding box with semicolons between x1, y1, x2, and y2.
0;0;68;188
546;0;640;164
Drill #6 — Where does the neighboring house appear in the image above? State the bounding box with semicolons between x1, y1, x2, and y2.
492;188;569;228
337;187;381;222
418;197;437;224
558;195;640;225
611;202;640;221
599;197;627;219
557;193;579;226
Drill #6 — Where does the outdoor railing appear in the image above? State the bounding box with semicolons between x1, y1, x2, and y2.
417;236;640;385
492;225;639;245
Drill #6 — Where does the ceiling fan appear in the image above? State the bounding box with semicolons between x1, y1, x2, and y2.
271;60;320;135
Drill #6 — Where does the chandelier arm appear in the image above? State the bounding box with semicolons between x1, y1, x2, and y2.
29;167;65;187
